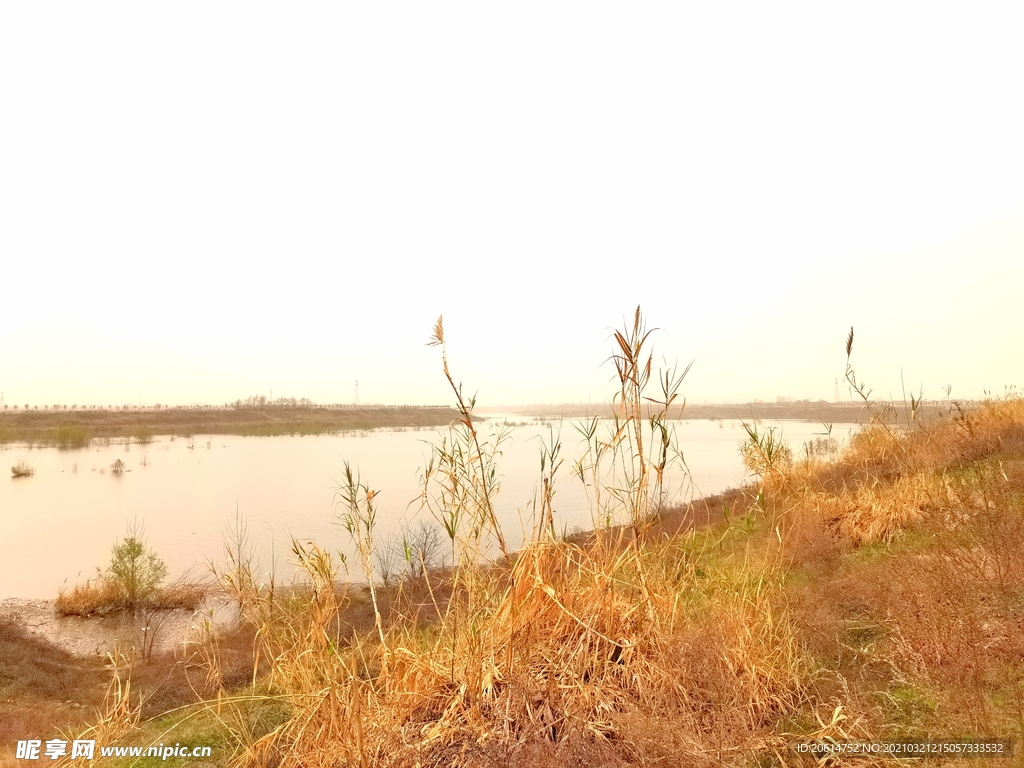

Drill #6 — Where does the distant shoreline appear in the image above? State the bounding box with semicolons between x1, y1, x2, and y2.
0;405;465;445
1;400;962;446
477;400;959;423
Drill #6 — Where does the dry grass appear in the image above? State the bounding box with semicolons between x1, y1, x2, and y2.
55;577;207;617
150;581;208;611
773;389;1024;765
209;534;804;767
52;315;1024;766
0;617;109;753
196;310;808;767
54;577;124;616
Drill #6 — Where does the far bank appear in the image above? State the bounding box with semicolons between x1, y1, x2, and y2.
478;399;960;423
0;405;464;445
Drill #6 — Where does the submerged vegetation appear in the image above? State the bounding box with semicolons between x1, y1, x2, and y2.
56;423;91;449
10;460;35;477
29;310;1024;766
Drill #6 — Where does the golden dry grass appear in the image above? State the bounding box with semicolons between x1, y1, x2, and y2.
54;577;124;616
55;577;206;616
55;317;1024;767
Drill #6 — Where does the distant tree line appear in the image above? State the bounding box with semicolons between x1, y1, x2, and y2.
1;403;164;412
1;399;448;413
233;395;315;410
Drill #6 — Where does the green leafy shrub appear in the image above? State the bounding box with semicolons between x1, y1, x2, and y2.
108;523;168;614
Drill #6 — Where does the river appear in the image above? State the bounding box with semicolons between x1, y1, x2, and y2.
1;417;859;599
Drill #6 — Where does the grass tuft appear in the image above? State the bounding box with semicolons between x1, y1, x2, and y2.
11;459;35;477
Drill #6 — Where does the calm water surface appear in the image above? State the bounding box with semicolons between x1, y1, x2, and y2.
1;418;859;598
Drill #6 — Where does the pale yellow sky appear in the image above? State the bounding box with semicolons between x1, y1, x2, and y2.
1;3;1022;408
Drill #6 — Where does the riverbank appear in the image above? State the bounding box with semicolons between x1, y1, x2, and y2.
129;396;1024;765
0;405;465;446
0;477;749;657
0;594;245;762
0;400;946;448
4;397;1023;766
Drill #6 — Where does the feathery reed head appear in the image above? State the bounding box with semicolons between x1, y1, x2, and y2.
428;315;445;347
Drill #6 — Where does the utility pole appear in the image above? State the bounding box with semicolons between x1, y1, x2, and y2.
354;380;359;406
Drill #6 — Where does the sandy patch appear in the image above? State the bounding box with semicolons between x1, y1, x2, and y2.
0;598;236;660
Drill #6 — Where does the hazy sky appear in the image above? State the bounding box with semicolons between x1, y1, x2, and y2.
2;4;1022;409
